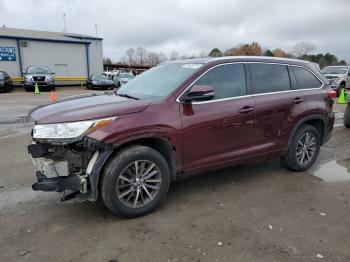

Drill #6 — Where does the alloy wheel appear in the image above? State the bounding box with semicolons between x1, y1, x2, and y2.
296;132;316;165
116;160;162;208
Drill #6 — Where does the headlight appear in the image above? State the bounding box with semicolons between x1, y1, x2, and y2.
33;117;116;139
46;76;54;82
25;76;32;81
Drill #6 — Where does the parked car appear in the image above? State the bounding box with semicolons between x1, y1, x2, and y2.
322;65;350;96
113;72;134;87
86;75;115;90
0;71;13;92
23;66;55;92
28;56;335;218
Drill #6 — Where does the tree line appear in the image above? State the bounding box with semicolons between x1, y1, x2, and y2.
104;41;347;69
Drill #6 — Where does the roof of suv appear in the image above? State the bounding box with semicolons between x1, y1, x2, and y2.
169;56;313;66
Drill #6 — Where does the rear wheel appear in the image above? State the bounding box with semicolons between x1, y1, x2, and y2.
282;124;320;171
101;145;171;218
344;104;350;128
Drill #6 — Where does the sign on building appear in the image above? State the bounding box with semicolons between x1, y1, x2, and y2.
0;47;16;61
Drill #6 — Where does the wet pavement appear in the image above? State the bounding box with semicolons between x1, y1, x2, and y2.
0;88;350;262
311;158;350;182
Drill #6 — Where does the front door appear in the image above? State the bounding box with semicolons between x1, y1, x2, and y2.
180;63;258;172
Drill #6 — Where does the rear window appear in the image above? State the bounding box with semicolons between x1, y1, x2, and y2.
250;63;291;94
292;66;322;89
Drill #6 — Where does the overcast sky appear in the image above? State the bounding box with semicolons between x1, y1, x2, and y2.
1;0;349;62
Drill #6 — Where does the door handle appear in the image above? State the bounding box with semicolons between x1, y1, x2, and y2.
292;97;304;104
239;106;255;114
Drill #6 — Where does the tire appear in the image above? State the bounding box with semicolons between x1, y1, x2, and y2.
101;145;171;218
282;124;321;172
24;86;31;92
344;104;350;128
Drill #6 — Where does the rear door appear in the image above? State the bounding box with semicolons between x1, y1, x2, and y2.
249;63;304;152
180;63;258;171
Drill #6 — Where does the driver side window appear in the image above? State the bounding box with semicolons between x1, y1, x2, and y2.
192;63;246;100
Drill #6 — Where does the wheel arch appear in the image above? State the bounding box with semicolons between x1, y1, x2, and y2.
287;115;326;148
90;135;177;201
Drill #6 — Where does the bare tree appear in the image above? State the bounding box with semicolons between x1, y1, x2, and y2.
126;48;136;65
292;42;316;58
135;46;147;66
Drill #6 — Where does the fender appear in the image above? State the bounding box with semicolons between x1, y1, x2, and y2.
88;133;178;201
287;114;326;148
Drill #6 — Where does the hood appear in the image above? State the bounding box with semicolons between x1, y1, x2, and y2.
25;74;51;77
30;93;151;124
323;74;346;78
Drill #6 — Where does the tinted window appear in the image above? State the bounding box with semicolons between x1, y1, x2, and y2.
251;63;290;94
192;63;246;99
293;66;322;89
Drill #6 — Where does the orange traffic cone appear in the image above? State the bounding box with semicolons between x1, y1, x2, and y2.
50;90;56;103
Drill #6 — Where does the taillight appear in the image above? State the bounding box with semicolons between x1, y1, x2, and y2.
327;89;337;99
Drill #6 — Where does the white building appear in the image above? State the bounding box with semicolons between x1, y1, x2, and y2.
0;27;103;78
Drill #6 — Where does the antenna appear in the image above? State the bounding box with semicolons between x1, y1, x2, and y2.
95;24;98;37
62;13;67;33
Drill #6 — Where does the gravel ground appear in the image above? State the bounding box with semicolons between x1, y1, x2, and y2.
0;87;349;262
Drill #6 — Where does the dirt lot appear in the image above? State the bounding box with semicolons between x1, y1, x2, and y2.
0;87;350;262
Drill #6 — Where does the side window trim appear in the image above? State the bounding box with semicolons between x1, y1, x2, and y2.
177;62;250;104
288;65;299;90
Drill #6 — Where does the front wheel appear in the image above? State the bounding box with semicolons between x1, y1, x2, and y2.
282;124;320;172
101;145;171;218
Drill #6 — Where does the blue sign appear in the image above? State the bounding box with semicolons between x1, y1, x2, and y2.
0;47;16;61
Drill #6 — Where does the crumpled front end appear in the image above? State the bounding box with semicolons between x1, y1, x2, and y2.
28;137;112;201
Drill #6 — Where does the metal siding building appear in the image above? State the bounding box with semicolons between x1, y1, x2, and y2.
0;27;103;78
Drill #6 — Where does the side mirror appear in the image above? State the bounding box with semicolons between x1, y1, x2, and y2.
51;72;55;75
181;85;215;103
22;71;26;75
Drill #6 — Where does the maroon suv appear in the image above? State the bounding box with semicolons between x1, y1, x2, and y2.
28;56;335;217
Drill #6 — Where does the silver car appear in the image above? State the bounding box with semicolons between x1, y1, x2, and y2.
113;73;135;87
322;66;350;96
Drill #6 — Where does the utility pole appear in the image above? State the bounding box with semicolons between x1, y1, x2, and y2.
62;13;67;33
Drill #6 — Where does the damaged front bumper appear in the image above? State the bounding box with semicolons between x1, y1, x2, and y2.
28;137;112;201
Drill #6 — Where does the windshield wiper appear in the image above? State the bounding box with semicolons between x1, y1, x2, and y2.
117;93;140;100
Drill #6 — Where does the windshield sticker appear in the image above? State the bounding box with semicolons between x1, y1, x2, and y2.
182;64;203;69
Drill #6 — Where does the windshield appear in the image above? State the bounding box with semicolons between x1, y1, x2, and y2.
119;73;134;79
116;63;202;100
322;67;348;75
27;67;50;74
92;75;108;80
